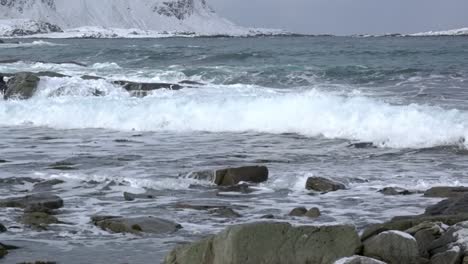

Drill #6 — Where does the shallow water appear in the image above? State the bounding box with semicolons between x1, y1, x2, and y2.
1;36;468;263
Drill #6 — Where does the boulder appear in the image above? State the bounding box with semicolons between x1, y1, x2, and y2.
35;71;68;78
210;208;241;218
165;222;361;264
3;72;40;100
430;246;461;264
405;222;446;258
0;193;64;211
289;207;307;216
81;75;103;80
306;177;346;192
21;212;59;227
0;223;6;232
424;186;468;198
93;216;182;234
363;230;420;264
334;256;387;264
187;166;269;186
0;39;4;44
305;207;321;218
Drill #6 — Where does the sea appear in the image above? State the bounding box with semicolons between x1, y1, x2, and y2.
0;36;468;263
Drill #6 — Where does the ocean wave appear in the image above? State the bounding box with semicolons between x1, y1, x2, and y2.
0;40;66;48
1;83;467;149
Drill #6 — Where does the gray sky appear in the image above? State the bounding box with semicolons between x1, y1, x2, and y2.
208;0;468;35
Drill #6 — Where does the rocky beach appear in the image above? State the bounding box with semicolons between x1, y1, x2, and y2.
1;36;468;263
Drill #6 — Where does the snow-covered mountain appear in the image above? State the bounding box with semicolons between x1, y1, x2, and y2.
409;28;468;37
0;0;278;37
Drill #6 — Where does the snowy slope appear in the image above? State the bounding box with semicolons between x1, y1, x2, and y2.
0;0;277;37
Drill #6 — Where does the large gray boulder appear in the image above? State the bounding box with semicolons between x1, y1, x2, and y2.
187;166;269;186
404;221;446;258
0;193;64;211
363;230;420;264
0;223;5;233
306;177;346;192
3;72;40;100
92;216;182;234
334;256;387;264
165;222;361;264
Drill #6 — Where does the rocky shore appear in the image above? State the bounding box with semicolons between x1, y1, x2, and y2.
2;164;468;263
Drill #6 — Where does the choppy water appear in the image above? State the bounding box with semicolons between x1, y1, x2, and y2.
1;36;468;263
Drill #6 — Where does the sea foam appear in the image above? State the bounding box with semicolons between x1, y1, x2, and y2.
0;80;466;149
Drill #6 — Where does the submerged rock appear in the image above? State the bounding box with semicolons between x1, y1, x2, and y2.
32;179;65;192
3;72;40;100
306;177;346;192
21;212;59;227
93;216;182;234
0;244;6;259
187;166;269;186
378;187;414;196
123;191;156;201
424;186;468;198
164;222;361;264
363;230;420;263
0;193;64;211
114;80;183;97
289;207;307;216
0;223;6;233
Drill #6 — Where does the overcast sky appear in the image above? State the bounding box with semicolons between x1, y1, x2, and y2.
208;0;468;35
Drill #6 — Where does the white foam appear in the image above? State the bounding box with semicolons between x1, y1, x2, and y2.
1;86;468;149
0;40;66;48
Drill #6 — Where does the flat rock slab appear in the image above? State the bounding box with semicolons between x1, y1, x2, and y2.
0;193;64;211
165;222;361;264
93;216;182;234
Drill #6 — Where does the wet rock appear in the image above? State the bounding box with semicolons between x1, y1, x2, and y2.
35;71;68;78
217;183;255;194
32;179;65;192
305;207;321;218
0;177;41;185
424;186;468;198
123;191;156;201
0;193;64;211
187;166;269;186
334;256;387;264
430;246;461;264
0;244;6;258
0;223;6;232
21;212;59;227
3;72;40;100
81;75;103;80
363;230;420;264
405;222;446;258
165;222;361;264
179;80;203;86
348;142;376;149
289;207;307;216
0;39;3;44
425;194;468;216
260;214;275;219
210;208;241;218
114;80;183;97
306;177;346;192
93;216;182;234
378;187;414;196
